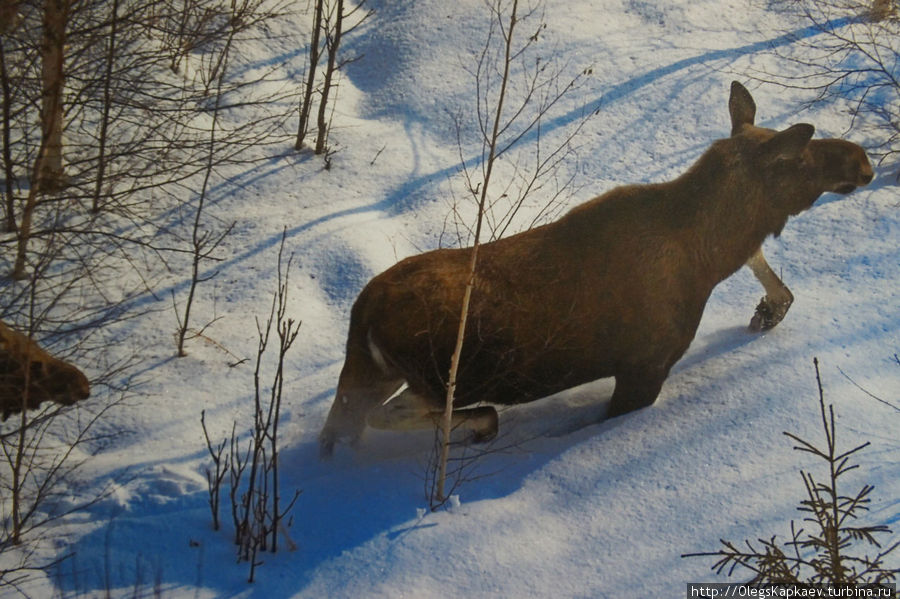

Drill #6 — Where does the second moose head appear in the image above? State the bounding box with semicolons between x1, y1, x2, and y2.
0;320;91;421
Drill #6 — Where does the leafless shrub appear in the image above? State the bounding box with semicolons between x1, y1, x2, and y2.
201;230;301;583
0;0;293;589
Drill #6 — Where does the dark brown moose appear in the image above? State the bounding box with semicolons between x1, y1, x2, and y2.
0;320;91;421
319;81;873;457
730;82;873;331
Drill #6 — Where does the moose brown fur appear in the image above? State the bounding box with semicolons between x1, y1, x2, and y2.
319;81;873;457
0;319;91;421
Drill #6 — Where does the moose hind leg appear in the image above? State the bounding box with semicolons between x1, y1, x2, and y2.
606;370;665;420
366;388;499;443
319;376;404;459
746;248;794;332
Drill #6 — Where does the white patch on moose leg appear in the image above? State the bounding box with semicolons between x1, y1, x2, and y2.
746;248;794;331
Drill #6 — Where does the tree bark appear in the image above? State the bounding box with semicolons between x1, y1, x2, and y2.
435;0;518;506
1;36;15;232
92;0;119;212
38;0;68;191
314;0;342;155
296;0;324;150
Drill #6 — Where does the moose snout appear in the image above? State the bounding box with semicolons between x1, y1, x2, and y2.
853;153;874;186
831;163;873;195
61;369;91;404
845;170;873;193
819;141;874;195
73;378;91;401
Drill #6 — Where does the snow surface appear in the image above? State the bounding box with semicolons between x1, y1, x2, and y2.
5;0;900;597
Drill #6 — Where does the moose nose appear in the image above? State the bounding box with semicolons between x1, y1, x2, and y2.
860;171;873;185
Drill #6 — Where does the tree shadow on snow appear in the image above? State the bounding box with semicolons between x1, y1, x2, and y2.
54;320;807;598
93;14;862;333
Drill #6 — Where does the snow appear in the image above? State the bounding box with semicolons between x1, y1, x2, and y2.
4;0;899;597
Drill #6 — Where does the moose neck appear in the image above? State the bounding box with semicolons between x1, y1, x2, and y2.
671;142;796;287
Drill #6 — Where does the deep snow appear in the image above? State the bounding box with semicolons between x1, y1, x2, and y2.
3;0;899;597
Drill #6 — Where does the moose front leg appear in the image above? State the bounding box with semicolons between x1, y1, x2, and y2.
366;388;499;443
746;247;794;332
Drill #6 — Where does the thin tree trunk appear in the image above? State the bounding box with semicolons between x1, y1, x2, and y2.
12;127;52;278
268;324;286;553
12;11;64;278
435;0;518;506
314;0;342;155
38;0;68;191
170;1;191;73
10;365;30;544
296;0;324;150
1;36;15;232
92;0;119;213
175;16;235;356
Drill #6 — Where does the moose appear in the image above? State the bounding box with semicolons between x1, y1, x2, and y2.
319;81;873;457
0;319;91;421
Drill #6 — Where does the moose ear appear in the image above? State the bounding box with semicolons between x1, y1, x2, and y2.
761;123;815;161
729;81;756;134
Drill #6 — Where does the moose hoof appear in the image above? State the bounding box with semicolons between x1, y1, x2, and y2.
468;407;499;444
749;295;793;332
319;437;335;460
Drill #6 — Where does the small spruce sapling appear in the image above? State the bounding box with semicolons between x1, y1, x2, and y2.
683;358;899;589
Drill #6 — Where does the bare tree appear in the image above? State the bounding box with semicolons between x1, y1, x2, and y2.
0;17;18;232
202;230;301;583
90;0;118;214
430;0;592;508
172;0;240;358
434;0;520;508
314;0;345;155
201;409;227;532
753;0;900;169
37;0;67;191
296;0;325;150
295;0;371;155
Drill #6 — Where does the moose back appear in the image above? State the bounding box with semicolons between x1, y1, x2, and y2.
319;82;873;457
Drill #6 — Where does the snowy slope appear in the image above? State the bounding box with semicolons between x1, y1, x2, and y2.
5;0;900;597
